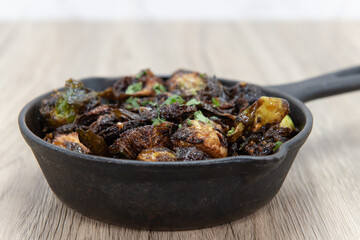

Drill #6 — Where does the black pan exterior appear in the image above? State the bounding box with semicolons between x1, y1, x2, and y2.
18;77;313;230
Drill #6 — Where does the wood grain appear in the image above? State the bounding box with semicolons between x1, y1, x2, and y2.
0;22;359;240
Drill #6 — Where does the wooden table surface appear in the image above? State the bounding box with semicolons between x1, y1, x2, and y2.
0;22;359;239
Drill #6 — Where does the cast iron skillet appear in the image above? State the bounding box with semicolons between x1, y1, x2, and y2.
19;66;360;230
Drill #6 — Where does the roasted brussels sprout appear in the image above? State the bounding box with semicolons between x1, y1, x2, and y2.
45;132;90;154
228;96;290;142
171;119;227;158
167;71;207;96
137;147;177;162
39;79;100;131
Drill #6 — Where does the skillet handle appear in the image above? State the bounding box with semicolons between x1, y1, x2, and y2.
270;66;360;103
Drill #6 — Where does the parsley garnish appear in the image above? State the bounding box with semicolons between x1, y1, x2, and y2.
199;73;206;78
210;116;219;120
273;141;283;152
153;83;166;94
162;94;185;105
152;118;166;126
227;127;235;135
125;97;140;109
212;97;221;108
152;106;166;126
135;70;147;79
178;124;182;128
125;82;143;94
186;119;192;126
194;110;210;123
186;99;201;106
141;100;157;106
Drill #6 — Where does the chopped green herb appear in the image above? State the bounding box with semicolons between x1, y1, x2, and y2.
153;83;166;94
186;119;192;126
194;110;210;123
152;118;166;126
162;94;185;105
152;105;166;126
199;73;206;78
273;141;283;152
141;100;157;106
178;124;182;128
210;116;219;120
125;97;140;108
227;127;235;135
186;98;201;106
125;82;143;94
212;97;221;108
135;70;147;79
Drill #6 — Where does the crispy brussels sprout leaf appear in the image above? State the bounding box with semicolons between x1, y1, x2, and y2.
280;115;295;130
228;97;290;142
77;129;109;156
111;108;141;121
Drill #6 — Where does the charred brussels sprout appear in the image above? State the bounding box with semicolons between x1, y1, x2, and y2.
109;122;175;159
40;79;100;131
44;132;90;154
175;147;209;161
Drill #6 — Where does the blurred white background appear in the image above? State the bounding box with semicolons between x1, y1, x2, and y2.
1;0;360;20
